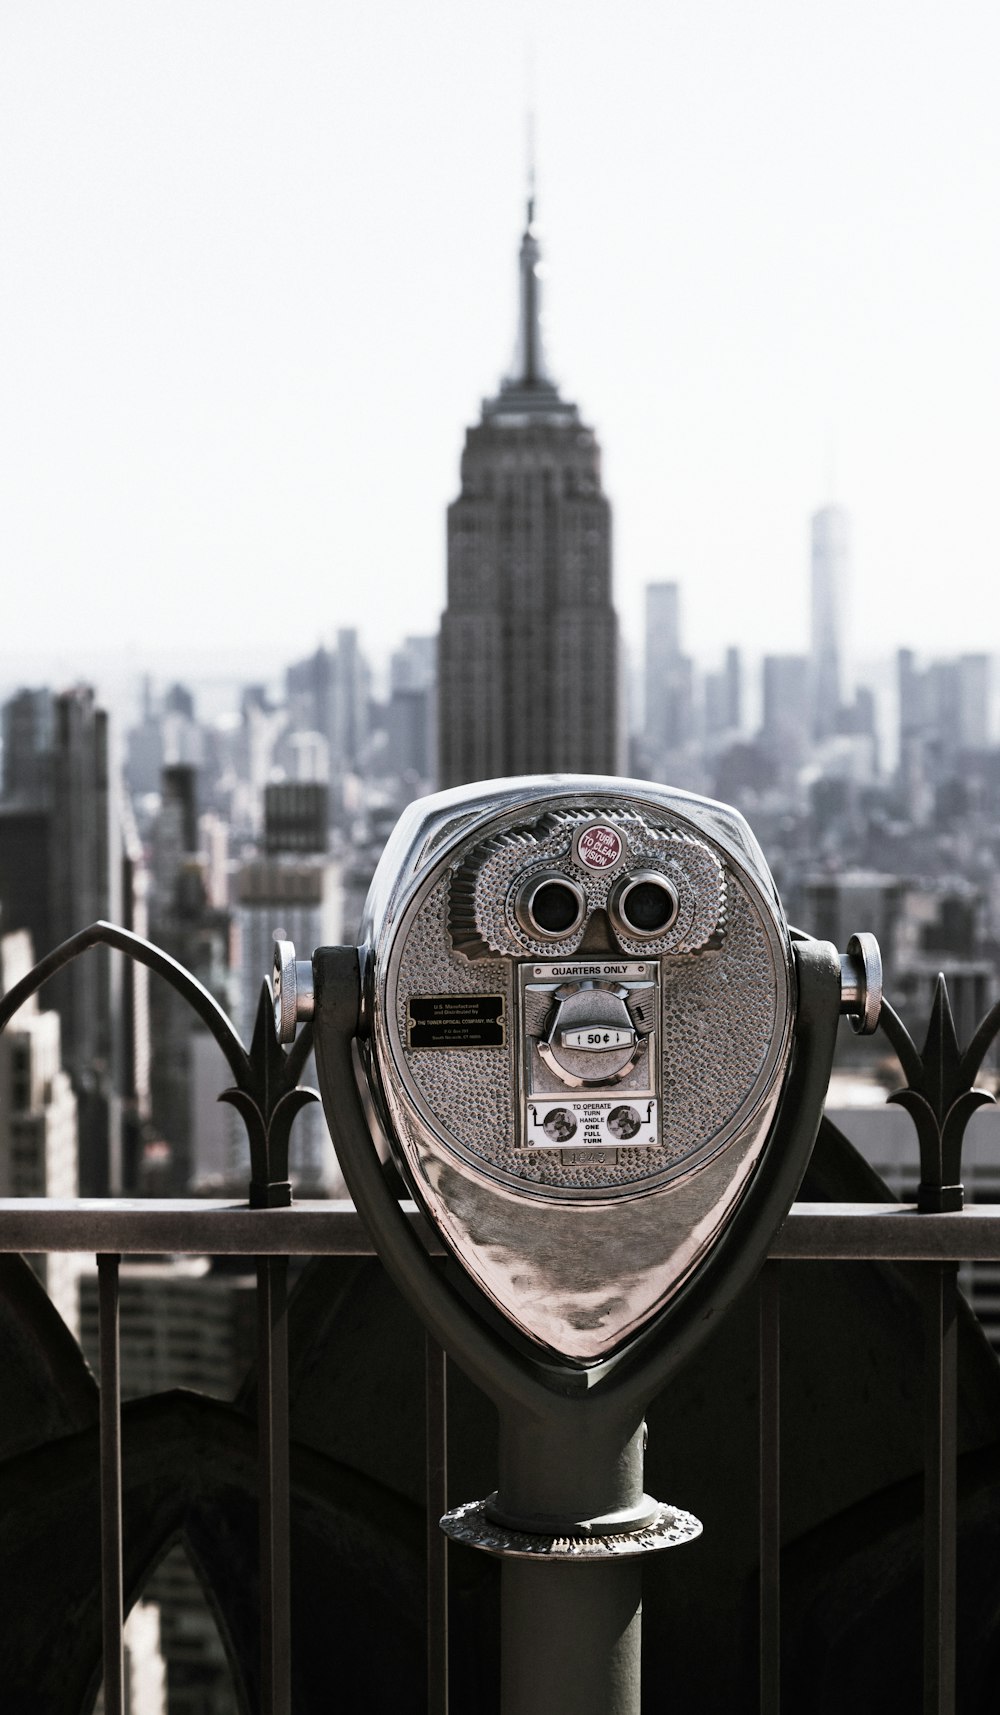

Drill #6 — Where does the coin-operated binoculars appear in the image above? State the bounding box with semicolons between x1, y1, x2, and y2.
274;777;881;1715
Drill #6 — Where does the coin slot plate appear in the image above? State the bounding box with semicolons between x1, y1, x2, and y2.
517;959;660;1151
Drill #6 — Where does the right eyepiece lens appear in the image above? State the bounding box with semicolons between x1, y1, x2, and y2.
613;873;679;936
531;881;583;934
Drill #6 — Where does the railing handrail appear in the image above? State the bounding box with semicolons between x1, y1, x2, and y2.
4;1195;1000;1261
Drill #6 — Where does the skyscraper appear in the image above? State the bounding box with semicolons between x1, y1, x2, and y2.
284;630;372;822
385;635;437;787
146;765;233;1193
234;787;344;1193
810;504;849;740
0;927;79;1331
705;647;742;739
643;582;696;776
761;653;812;782
438;191;618;787
0;685;128;1192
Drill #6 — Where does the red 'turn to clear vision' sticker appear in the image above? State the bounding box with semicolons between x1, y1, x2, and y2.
574;824;625;872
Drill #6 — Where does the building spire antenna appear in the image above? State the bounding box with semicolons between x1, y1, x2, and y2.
503;102;556;390
525;38;537;218
484;93;576;417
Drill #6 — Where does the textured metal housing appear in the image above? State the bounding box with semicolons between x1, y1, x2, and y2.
358;775;796;1363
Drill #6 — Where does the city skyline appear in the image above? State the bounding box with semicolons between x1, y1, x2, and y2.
1;2;998;677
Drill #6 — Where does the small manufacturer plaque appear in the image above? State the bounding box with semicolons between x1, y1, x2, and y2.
407;994;506;1049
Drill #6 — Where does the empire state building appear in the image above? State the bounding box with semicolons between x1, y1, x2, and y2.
438;194;619;788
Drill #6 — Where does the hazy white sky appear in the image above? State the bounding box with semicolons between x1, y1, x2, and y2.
1;0;998;685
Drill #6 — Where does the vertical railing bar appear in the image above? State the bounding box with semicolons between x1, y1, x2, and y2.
97;1252;125;1715
257;1256;291;1715
425;1331;450;1715
759;1260;781;1715
924;1261;958;1715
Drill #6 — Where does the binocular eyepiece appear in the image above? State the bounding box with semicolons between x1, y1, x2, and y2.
511;863;680;943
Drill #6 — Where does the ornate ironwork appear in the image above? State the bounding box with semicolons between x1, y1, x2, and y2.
878;979;1000;1214
0;920;317;1207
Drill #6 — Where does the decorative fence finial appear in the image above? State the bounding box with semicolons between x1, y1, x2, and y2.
879;973;997;1213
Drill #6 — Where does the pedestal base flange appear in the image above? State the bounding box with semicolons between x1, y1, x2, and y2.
440;1493;702;1560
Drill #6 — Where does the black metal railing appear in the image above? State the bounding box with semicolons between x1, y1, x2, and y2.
4;923;1000;1713
1;1196;998;1713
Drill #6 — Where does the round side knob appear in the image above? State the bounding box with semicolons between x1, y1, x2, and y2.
839;932;882;1035
272;939;315;1045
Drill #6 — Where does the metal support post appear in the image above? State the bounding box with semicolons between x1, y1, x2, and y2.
501;1559;642;1715
441;1405;698;1715
495;1409;650;1715
759;1261;781;1715
425;1333;450;1715
923;1261;957;1715
98;1253;125;1715
257;1255;291;1715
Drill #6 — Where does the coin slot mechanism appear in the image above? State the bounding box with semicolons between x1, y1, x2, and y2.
516;959;660;1151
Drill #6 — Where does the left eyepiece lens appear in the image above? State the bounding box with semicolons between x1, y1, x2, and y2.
513;871;586;939
531;881;582;933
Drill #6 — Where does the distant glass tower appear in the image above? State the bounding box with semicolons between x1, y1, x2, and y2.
810;504;849;740
438;190;618;788
643;582;695;772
